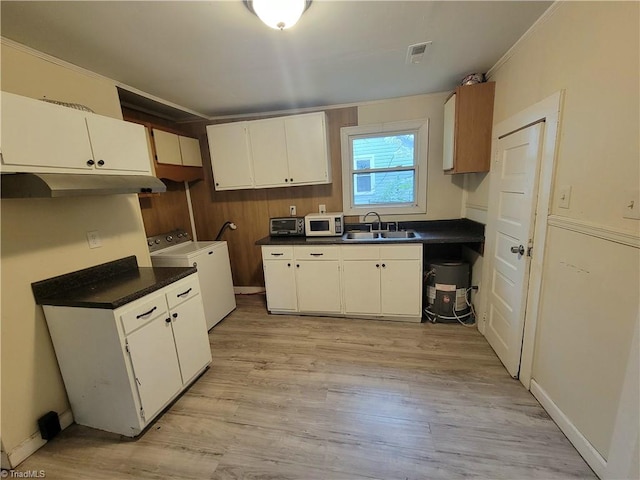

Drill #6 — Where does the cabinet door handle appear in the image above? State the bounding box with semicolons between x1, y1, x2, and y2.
376;264;380;268
97;159;105;167
270;253;284;256
177;288;192;298
165;317;171;323
309;253;324;257
381;263;386;268
86;159;95;166
296;264;300;268
172;313;178;319
136;306;157;319
285;178;289;183
287;263;291;267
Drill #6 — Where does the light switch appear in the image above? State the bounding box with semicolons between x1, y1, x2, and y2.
558;185;571;209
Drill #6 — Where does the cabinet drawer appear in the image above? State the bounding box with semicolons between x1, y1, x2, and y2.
121;294;168;335
294;246;339;260
380;244;422;260
262;246;294;260
165;275;201;310
341;245;379;260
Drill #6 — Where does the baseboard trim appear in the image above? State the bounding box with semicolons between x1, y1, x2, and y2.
548;215;640;249
6;410;74;468
530;380;606;478
234;286;265;295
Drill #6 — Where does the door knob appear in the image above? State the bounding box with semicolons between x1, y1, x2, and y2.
510;245;525;255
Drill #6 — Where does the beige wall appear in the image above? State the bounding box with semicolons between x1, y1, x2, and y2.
358;92;465;221
465;2;639;461
1;42;150;459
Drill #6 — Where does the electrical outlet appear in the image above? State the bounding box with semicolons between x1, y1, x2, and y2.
558;185;571;209
86;230;102;249
289;205;296;216
622;190;640;220
319;204;326;214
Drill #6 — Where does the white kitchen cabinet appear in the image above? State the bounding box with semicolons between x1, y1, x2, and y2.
178;136;203;167
342;244;422;321
1;91;151;175
285;113;330;185
249;117;289;187
262;243;421;321
294;246;341;314
42;274;211;437
152;129;203;167
208;112;330;191
206;121;254;190
262;247;298;312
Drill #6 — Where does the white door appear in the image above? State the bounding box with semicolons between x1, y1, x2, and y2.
170;296;212;384
263;260;298;312
342;260;381;315
206;122;254;190
192;245;236;328
178;135;203;167
484;123;544;377
295;260;342;313
250;118;289;187
153;129;182;165
127;316;183;421
86;115;151;172
1;92;94;170
285;113;329;185
381;260;422;316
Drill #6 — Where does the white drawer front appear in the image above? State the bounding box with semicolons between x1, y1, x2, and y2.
166;275;201;310
121;294;168;335
262;246;294;260
379;244;422;260
341;245;380;260
294;246;340;260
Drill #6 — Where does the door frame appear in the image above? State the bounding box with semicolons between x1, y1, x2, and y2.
484;90;564;389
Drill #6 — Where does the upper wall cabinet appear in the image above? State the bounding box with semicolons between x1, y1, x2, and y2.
1;91;151;175
443;82;495;174
206;121;254;190
207;112;331;191
152;129;203;167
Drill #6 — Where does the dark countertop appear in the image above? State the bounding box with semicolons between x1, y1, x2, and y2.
256;218;484;246
32;256;197;309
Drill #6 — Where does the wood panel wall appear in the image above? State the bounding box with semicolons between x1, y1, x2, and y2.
189;107;358;286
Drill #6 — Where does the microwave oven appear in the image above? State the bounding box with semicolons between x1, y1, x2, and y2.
304;213;344;237
269;217;305;236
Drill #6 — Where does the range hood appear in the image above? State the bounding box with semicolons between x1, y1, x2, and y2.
1;173;167;198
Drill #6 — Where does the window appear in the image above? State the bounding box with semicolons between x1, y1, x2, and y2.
341;120;428;215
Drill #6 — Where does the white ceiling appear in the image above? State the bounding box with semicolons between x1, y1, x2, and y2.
1;1;551;119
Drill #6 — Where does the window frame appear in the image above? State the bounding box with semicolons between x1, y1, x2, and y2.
341;119;429;216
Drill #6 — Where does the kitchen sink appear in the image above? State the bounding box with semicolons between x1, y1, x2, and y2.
344;232;378;240
379;230;417;239
342;230;418;241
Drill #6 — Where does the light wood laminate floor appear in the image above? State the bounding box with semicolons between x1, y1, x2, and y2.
17;294;595;479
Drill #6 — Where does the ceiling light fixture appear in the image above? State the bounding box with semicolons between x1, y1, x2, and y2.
244;0;312;30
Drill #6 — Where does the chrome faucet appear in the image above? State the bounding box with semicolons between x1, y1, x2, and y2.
363;211;382;231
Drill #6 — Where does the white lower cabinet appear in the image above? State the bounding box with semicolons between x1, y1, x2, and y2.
42;274;211;436
262;246;297;312
342;245;423;320
262;243;422;322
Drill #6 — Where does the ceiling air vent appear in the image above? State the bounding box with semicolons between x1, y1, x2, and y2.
406;41;432;64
